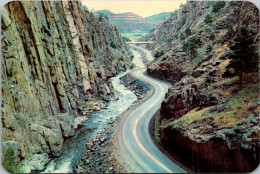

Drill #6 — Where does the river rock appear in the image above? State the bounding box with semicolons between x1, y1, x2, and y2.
120;73;151;100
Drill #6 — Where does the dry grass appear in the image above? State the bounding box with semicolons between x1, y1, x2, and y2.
211;76;239;89
216;44;228;54
211;83;259;128
216;29;228;39
193;76;205;83
213;111;238;129
215;59;230;77
173;106;213;126
166;80;259;130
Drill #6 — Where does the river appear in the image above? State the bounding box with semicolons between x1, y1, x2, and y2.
43;71;137;173
43;46;151;173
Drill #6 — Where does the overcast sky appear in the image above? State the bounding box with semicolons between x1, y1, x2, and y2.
82;0;186;17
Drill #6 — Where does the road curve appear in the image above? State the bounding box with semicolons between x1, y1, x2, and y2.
119;68;187;173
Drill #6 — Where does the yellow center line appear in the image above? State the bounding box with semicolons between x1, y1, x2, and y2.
132;74;174;173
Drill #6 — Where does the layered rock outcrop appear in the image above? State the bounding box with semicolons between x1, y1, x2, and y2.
1;1;131;172
96;10;156;33
161;84;218;120
143;1;259;172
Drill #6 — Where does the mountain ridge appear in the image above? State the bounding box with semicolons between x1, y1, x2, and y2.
145;12;171;24
95;9;172;34
96;9;155;33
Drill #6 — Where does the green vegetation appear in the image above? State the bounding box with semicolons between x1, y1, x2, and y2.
134;34;144;37
154;114;162;145
226;85;258;110
41;114;49;121
81;5;88;11
211;76;239;89
82;102;94;109
110;41;117;48
180;27;198;59
206;44;213;54
190;55;206;71
204;14;212;24
149;28;156;33
172;107;212;127
212;1;226;13
185;27;192;36
223;28;258;87
209;33;215;40
154;50;164;58
223;26;235;42
121;32;148;41
118;56;124;61
183;40;197;58
121;36;131;42
96;12;108;22
2;146;22;173
180;33;185;40
173;82;259;130
180;27;193;42
130;63;136;69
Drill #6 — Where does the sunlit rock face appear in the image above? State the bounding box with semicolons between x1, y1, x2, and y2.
143;1;259;172
1;1;132;172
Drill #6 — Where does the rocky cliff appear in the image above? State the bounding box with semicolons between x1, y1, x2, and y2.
1;1;132;172
143;1;259;172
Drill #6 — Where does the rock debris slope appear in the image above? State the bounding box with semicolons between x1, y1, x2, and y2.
1;1;132;172
142;1;259;173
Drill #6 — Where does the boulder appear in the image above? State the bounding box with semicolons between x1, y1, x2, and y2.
1;7;12;29
29;153;49;171
209;67;218;75
192;68;205;77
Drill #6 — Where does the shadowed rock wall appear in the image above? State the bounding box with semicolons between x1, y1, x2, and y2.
1;1;131;172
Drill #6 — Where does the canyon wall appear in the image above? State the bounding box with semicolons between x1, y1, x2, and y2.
1;1;131;172
143;1;259;172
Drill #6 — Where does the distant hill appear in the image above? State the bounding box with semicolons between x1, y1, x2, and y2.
95;10;156;33
145;12;171;24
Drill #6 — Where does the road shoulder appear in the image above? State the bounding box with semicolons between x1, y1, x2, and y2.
111;73;156;172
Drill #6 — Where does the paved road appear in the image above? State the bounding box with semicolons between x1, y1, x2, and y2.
120;68;187;173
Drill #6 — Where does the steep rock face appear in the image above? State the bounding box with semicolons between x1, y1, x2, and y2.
143;1;214;43
161;126;259;173
145;1;259;81
1;1;131;172
143;1;259;172
160;84;218;120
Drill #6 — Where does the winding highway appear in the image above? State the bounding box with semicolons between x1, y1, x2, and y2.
118;68;187;173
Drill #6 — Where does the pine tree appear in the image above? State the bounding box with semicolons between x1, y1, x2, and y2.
183;40;197;58
185;27;192;36
180;33;185;40
223;27;258;88
212;1;225;13
204;14;212;24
